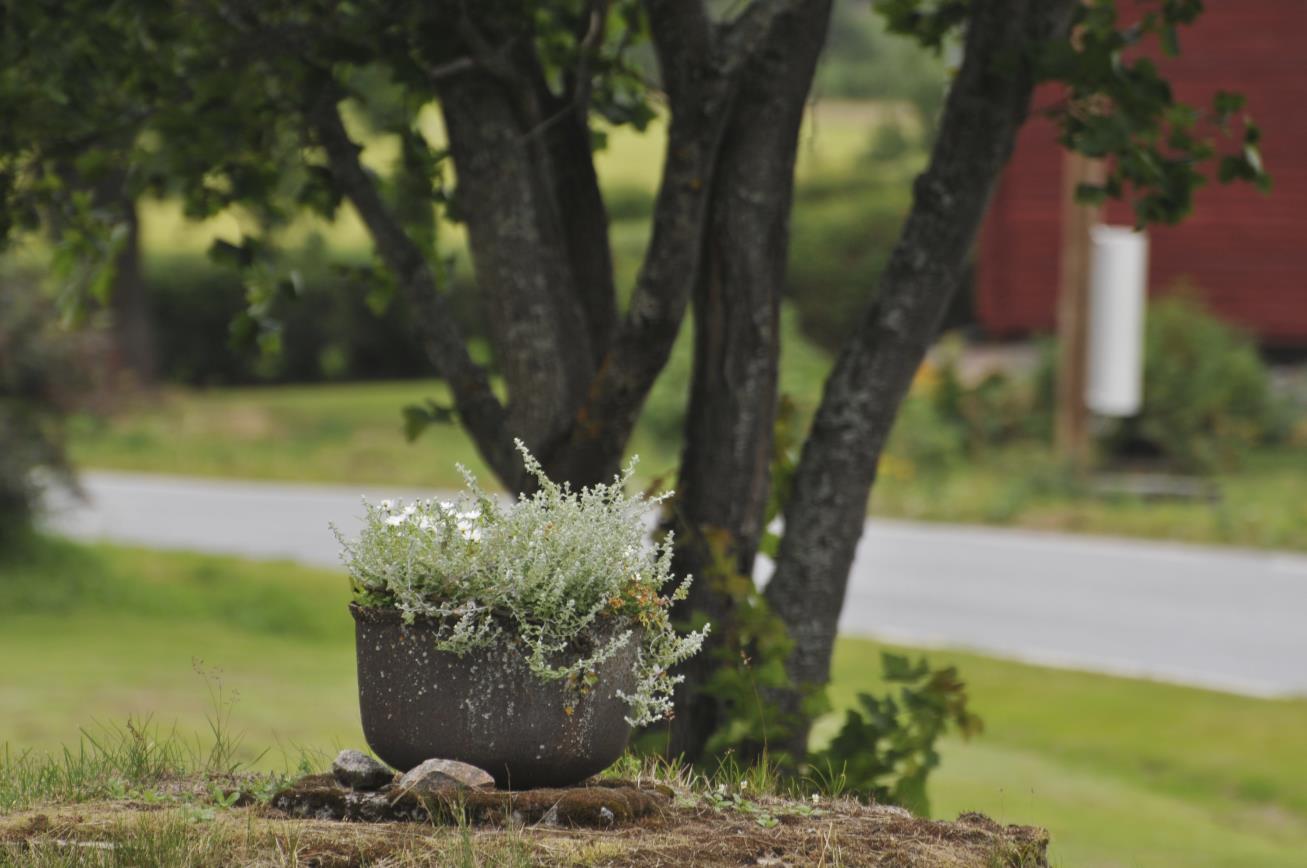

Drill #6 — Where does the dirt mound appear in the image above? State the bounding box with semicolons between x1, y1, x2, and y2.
1;785;1048;866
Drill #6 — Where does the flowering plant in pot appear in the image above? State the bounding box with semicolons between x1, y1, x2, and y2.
334;442;707;788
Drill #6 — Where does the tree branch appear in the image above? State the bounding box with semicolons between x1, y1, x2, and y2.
644;0;712;106
546;0;812;484
412;54;478;86
307;87;520;486
762;0;1080;755
718;0;808;78
570;0;609;113
436;68;598;456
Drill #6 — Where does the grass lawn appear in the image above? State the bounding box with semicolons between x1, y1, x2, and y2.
66;305;833;493
3;538;1305;866
69;367;1307;552
870;446;1307;553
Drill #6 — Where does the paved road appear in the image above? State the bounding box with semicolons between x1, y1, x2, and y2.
43;471;1307;698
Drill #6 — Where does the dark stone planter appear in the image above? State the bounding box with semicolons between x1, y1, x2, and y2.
352;604;638;789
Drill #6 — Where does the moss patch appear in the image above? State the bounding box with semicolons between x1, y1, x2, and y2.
267;773;668;828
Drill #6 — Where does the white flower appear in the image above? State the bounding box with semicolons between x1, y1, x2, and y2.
384;514;407;527
379;499;393;511
811;793;820;804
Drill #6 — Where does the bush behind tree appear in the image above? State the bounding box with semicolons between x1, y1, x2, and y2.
0;280;85;545
1108;295;1287;471
920;297;1289;473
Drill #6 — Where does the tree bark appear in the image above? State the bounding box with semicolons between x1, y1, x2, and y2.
763;0;1080;760
51;165;154;385
107;198;153;385
666;0;832;761
438;71;595;453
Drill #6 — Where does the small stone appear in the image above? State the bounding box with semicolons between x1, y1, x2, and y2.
396;758;495;795
332;749;396;791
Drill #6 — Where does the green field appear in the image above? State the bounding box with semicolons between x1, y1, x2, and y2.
869;445;1307;552
66;304;836;493
3;537;1305;866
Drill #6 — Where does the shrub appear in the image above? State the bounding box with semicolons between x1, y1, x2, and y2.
1106;296;1284;471
929;299;1284;473
143;253;457;386
882;392;967;478
866;117;916;162
930;338;1053;453
0;280;84;543
786;182;909;349
809;653;982;817
604;185;656;223
813;1;948;139
334;442;707;726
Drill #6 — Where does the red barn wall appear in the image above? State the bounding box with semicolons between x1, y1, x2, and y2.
976;0;1307;344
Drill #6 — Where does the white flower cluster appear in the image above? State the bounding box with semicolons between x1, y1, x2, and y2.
379;499;481;540
332;440;708;727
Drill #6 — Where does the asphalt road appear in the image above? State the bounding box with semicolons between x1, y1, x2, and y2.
43;470;1307;698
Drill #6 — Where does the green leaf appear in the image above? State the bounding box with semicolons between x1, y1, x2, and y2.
1212;90;1245;120
1075;182;1109;205
401;400;456;442
1159;24;1180;56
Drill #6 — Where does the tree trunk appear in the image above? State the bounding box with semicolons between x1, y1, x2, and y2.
667;0;832;762
107;197;153;385
51;165;154;385
762;0;1080;760
438;68;597;454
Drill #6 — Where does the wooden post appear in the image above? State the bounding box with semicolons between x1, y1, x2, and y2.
1055;150;1106;469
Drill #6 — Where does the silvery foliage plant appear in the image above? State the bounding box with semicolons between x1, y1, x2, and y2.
333;440;707;726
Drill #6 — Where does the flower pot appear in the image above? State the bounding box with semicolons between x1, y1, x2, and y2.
351;604;638;789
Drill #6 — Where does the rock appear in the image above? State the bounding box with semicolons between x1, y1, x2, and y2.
396;758;495;795
332;749;396;791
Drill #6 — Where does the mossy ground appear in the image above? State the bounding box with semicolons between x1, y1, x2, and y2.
1;776;1047;868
